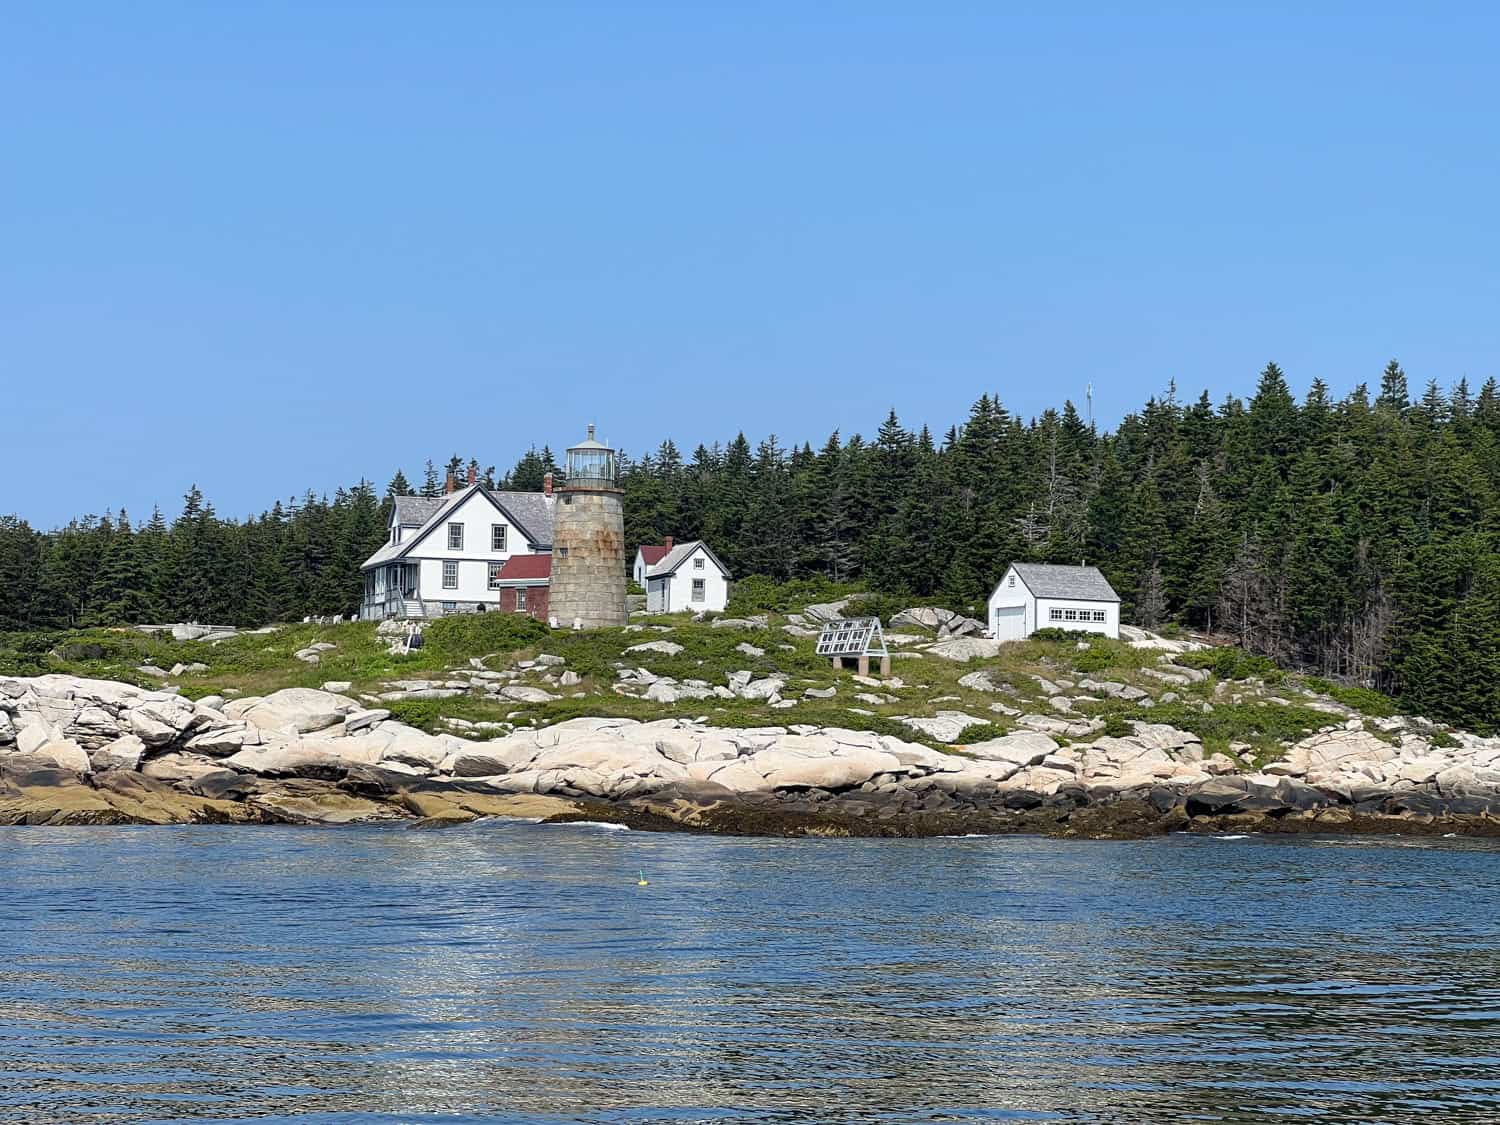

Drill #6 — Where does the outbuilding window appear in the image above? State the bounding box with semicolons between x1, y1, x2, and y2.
1093;610;1107;622
1049;608;1063;622
692;578;706;601
694;556;705;569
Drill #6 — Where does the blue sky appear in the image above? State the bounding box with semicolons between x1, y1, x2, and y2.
4;2;1498;527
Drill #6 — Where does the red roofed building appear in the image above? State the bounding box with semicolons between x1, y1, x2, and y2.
632;537;674;585
494;553;552;621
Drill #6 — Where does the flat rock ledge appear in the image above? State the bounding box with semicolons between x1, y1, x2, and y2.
3;675;1500;839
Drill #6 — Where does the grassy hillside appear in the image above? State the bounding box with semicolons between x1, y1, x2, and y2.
0;595;1434;761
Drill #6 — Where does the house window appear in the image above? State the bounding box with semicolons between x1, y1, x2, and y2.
390;527;397;545
491;525;507;552
443;561;459;589
1093;610;1107;622
442;601;456;612
1008;574;1016;587
693;556;705;569
516;588;527;611
1049;608;1063;622
692;578;706;601
488;563;503;590
448;522;463;550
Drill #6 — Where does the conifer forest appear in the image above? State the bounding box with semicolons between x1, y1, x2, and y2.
5;361;1500;728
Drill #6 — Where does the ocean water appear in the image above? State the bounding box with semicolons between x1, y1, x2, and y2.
2;824;1498;1124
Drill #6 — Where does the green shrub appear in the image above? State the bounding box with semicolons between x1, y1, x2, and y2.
1101;714;1134;738
726;574;865;616
1136;700;1332;751
845;591;912;626
948;722;1009;745
384;698;444;730
1179;646;1282;682
1028;627;1077;643
423;612;548;659
1302;676;1400;718
1073;646;1116;673
0;630;58;676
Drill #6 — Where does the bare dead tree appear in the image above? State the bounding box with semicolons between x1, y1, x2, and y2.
1137;563;1167;628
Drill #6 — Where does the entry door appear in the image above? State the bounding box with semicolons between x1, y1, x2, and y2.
992;605;1026;642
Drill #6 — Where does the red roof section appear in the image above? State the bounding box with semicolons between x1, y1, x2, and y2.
496;554;552;581
638;545;671;566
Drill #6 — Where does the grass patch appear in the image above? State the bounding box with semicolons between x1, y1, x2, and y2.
1069;638;1161;676
1178;646;1284;683
726;575;865;616
1130;699;1336;759
1301;677;1400;719
422;613;549;661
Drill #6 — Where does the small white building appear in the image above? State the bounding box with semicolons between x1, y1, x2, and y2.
632;539;675;586
988;562;1120;642
359;471;555;620
644;540;731;613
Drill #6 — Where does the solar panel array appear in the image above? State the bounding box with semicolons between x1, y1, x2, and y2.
815;617;887;657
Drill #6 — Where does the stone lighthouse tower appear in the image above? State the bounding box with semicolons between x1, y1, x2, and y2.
548;424;628;629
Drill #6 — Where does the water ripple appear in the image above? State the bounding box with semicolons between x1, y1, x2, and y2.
0;828;1498;1122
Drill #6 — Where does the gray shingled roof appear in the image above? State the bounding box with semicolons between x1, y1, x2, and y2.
1009;563;1120;602
488;489;554;548
645;540;731;579
360;539;404;569
393;495;445;527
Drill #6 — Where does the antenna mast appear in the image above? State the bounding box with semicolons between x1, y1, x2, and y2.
1086;382;1094;430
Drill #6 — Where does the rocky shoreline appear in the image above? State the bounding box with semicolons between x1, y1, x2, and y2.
3;673;1500;839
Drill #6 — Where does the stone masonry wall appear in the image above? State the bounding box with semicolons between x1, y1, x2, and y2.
549;489;627;628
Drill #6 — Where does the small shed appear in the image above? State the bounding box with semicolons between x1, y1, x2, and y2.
644;540;731;613
988;563;1121;642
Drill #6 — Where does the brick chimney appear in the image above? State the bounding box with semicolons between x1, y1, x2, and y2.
664;536;673;551
445;471;456;494
467;464;478;486
542;472;553;498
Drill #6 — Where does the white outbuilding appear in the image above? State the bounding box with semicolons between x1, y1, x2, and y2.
987;562;1121;642
644;540;732;613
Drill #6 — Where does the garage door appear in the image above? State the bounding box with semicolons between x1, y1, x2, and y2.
992;605;1027;642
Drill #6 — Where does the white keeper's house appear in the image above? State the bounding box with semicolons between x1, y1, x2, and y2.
642;539;731;614
360;468;556;620
987;562;1121;642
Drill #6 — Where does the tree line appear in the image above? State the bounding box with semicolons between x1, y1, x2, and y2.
5;360;1500;728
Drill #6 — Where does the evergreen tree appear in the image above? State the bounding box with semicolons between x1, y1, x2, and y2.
1377;359;1410;413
